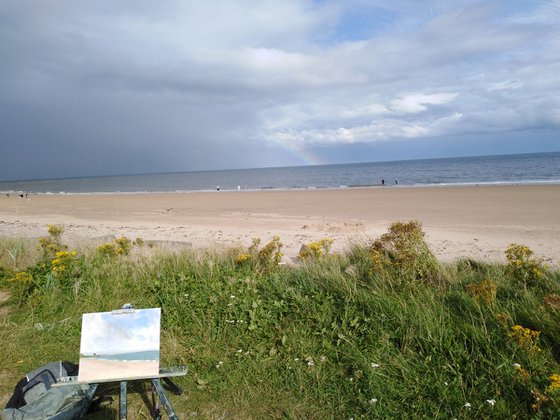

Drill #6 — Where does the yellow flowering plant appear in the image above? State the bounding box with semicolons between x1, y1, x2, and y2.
38;224;68;258
298;238;334;260
508;325;541;353
505;243;546;286
7;271;33;283
369;221;441;285
96;236;133;257
51;250;78;277
466;279;497;304
235;236;283;270
548;374;560;394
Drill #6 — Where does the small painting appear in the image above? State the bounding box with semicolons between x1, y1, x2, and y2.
78;308;160;382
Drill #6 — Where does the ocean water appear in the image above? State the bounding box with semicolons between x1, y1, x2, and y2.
81;349;160;362
1;152;559;194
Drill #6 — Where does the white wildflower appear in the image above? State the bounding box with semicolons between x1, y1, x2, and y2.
512;363;521;368
369;398;378;405
370;363;379;369
486;399;496;406
216;361;224;368
464;402;471;409
237;349;243;353
230;295;235;299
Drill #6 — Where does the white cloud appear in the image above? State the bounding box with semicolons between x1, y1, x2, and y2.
390;93;458;114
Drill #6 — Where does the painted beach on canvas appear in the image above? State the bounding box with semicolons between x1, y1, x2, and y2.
78;308;161;382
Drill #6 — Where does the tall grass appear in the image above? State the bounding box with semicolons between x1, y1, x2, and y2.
1;223;559;418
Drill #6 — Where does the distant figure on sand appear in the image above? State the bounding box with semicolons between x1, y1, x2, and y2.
395;180;398;185
216;186;220;191
381;179;385;186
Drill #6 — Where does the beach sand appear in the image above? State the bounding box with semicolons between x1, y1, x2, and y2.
0;185;559;265
78;358;159;382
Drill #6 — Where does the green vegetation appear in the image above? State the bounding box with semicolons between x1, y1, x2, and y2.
1;222;560;418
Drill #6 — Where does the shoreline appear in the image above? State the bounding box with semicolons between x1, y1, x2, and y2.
1;185;559;266
2;180;560;195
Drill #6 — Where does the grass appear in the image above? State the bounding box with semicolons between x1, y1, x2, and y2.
1;222;560;418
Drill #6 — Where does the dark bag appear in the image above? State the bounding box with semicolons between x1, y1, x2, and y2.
2;361;91;420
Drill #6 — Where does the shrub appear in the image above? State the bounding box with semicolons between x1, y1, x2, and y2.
370;221;442;285
38;225;67;259
235;236;283;272
115;236;132;255
97;243;118;257
96;236;133;257
466;279;497;304
505;243;546;287
508;325;541;353
298;238;334;260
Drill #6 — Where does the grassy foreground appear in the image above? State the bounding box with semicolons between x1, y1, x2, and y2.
1;222;560;418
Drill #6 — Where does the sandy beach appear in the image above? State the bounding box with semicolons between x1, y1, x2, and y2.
0;185;559;266
78;358;159;382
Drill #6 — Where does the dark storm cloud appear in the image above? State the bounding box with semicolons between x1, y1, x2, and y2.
1;1;559;180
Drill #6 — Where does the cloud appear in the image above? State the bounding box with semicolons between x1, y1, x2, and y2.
390;93;458;114
80;309;160;355
0;1;559;179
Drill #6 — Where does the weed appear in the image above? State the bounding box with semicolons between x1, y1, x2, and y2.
236;236;283;272
466;278;497;304
38;224;67;259
298;238;334;260
505;243;546;287
370;220;442;286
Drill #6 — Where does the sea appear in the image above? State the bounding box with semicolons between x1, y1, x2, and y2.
81;349;160;362
1;152;559;194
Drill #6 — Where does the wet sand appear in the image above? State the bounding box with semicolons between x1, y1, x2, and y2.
0;185;559;265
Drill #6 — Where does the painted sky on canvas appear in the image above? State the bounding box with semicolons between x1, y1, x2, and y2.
1;1;559;180
80;308;160;356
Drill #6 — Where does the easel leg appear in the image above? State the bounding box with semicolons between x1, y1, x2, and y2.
152;378;179;420
120;381;127;419
77;383;98;419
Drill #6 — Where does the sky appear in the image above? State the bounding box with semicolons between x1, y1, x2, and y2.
1;0;559;181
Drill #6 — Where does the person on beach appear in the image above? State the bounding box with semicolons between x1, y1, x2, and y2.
381;179;385;186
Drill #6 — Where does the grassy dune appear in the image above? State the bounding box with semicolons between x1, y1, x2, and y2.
1;223;560;418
